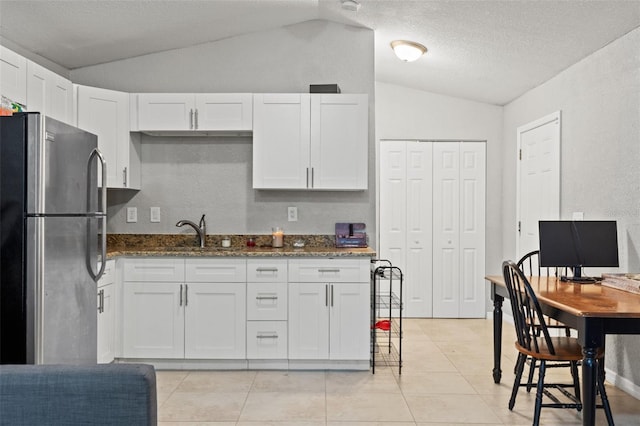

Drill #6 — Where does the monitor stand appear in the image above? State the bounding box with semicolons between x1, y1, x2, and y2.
560;266;599;283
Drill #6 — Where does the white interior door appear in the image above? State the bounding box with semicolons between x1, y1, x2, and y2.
379;141;407;274
516;111;561;259
432;143;461;318
459;143;486;318
405;142;433;317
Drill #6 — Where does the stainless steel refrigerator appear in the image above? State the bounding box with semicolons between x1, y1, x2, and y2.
1;112;107;364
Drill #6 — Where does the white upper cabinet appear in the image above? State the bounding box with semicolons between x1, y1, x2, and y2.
1;46;27;105
76;85;141;189
27;61;73;125
253;93;368;190
132;93;253;133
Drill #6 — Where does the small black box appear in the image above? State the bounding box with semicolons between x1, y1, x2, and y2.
310;84;341;94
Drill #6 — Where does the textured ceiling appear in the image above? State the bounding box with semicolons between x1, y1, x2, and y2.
1;0;639;105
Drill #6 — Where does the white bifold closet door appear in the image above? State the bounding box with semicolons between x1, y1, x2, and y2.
379;141;485;318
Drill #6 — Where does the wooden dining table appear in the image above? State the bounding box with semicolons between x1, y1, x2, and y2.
486;274;640;426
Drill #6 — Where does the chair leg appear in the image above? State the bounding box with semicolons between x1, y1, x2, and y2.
570;360;581;410
509;352;527;410
533;360;546;426
526;358;537;392
597;359;614;426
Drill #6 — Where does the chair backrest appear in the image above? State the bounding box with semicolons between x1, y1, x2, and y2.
517;250;571;278
503;260;556;355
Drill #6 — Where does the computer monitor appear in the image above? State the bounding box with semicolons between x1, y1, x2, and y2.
538;220;619;282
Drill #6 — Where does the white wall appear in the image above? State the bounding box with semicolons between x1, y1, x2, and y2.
71;20;376;239
375;81;504;275
502;28;640;396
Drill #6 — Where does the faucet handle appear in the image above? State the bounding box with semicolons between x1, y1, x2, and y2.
199;214;206;227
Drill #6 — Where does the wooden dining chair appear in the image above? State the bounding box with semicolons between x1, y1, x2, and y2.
502;260;614;426
516;250;573;390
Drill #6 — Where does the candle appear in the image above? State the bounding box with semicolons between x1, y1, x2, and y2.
272;227;284;248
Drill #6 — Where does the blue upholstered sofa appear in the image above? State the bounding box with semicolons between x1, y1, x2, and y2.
0;363;157;425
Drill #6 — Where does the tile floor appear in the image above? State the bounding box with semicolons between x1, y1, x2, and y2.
156;318;640;425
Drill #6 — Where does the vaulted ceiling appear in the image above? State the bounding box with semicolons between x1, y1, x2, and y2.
1;0;638;105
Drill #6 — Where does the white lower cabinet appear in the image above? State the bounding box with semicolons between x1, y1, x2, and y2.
121;258;246;359
119;256;371;368
97;259;116;363
288;259;370;362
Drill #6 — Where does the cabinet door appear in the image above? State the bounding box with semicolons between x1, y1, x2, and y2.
310;94;368;190
329;283;370;360
0;46;27;105
288;282;329;359
47;73;73;124
26;61;47;115
184;282;246;359
195;93;252;131
252;93;310;189
122;282;184;358
77;86;130;188
136;93;194;130
97;282;115;363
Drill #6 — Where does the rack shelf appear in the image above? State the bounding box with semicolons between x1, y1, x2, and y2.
371;260;403;374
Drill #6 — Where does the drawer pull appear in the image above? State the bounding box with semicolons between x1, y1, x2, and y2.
256;334;279;339
256;296;278;300
318;268;340;273
256;267;278;272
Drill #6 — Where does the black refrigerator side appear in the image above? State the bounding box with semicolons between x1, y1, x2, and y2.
0;113;31;364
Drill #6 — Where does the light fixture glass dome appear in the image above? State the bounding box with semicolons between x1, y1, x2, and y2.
390;40;427;62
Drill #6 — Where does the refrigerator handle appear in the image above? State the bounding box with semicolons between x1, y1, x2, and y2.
88;148;108;281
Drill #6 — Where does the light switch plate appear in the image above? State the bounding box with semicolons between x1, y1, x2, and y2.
150;207;161;223
288;206;298;222
126;207;137;223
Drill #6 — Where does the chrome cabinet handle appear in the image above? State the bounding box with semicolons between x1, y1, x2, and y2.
256;295;278;300
185;284;188;306
331;284;334;307
306;167;310;188
194;109;199;129
97;289;104;313
256;334;279;339
311;167;314;188
318;268;340;273
179;284;183;306
325;284;329;307
189;109;194;129
256;267;278;272
123;166;127;187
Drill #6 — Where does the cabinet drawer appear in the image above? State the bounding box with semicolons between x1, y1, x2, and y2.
246;321;288;359
98;259;116;287
124;258;185;282
288;259;370;283
247;259;287;282
247;282;287;321
185;258;246;282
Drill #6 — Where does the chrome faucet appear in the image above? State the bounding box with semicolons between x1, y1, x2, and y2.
176;214;207;248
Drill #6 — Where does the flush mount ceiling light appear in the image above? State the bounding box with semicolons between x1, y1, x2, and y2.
390;40;427;62
341;0;361;12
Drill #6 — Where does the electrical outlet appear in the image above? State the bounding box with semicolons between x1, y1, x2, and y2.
150;207;161;223
572;212;584;220
288;206;298;222
126;207;137;223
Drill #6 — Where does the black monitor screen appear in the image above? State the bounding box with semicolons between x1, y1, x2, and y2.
538;221;619;271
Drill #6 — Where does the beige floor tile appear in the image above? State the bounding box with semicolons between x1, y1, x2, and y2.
326;391;414;422
397;371;477;395
326;369;400;394
329;422;416;426
399;350;458;373
159;423;235;426
404;394;502;424
176;370;256;392
239;391;326;422
237;422;325;426
250;370;326;392
159;391;247;422
156;370;189;405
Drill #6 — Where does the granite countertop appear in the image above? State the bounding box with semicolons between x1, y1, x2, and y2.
106;234;376;258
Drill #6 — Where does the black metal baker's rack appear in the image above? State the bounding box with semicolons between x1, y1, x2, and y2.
371;259;403;374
